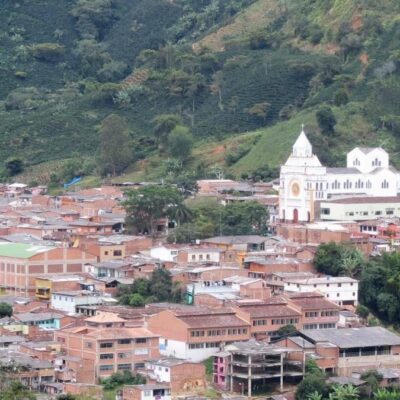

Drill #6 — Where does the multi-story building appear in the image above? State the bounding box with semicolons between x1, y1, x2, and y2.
54;326;160;383
234;298;302;339
0;243;96;295
147;308;250;362
213;340;303;396
284;276;358;306
286;292;340;330
280;327;400;376
51;290;109;314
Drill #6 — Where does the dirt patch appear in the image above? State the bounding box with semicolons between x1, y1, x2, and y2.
193;0;279;53
211;145;226;155
359;52;369;66
351;14;363;31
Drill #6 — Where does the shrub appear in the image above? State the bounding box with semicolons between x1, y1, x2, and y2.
334;88;349;106
316;106;336;135
29;43;65;62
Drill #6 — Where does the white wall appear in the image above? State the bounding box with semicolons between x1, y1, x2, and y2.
285;280;358;304
159;338;220;362
150;247;177;262
51;294;76;313
320;201;400;221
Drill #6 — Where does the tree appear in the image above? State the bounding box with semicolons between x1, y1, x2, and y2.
5;158;24;176
0;303;12;318
316;106;337;135
328;384;359;400
221;202;269;235
117;268;184;306
123;185;187;235
129;293;145;307
152;114;181;148
246;102;270;122
167;125;194;161
334;89;349;106
308;392;323;400
276;324;297;337
360;370;383;398
305;359;324;377
0;380;36;400
97;114;133;176
296;374;327;400
314;243;364;277
356;304;369;320
374;389;400;400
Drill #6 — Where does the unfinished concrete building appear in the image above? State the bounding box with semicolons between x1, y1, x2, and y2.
214;340;303;396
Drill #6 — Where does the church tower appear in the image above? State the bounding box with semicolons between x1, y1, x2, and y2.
279;126;327;223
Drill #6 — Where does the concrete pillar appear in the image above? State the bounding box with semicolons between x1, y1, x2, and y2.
230;354;233;392
280;353;284;392
248;354;252;398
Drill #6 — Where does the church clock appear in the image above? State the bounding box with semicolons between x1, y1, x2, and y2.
291;182;300;197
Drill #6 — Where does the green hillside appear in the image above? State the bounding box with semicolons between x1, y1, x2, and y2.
1;0;400;183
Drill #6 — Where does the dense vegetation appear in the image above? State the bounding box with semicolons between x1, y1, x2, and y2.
117;268;186;306
2;1;400;183
314;243;400;326
296;360;399;400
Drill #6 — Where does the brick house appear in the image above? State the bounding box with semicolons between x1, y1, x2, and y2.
54;326;160;383
144;358;206;395
147;308;250;362
0;243;97;295
279;327;400;376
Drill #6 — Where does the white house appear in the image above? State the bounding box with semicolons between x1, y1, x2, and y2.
284;276;358;306
279;127;400;222
51;290;111;314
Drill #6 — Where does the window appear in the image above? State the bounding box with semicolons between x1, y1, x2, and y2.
99;365;113;371
135;363;145;369
305;311;318;318
100;342;113;348
321;208;330;215
134;348;148;355
104;251;109;256
206;254;210;260
189;343;204;349
382;180;389;189
191;331;205;337
303;324;318;330
117;364;132;370
136;338;147;344
337;293;340;297
191;255;195;261
118;339;131;345
100;354;114;360
118;353;130;359
113;250;122;256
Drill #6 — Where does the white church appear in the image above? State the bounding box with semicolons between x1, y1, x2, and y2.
279;127;400;222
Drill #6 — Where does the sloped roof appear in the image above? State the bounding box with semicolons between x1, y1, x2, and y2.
0;243;54;259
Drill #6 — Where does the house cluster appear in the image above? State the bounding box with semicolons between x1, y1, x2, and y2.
1;129;400;398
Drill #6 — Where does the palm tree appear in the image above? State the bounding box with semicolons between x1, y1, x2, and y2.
374;389;400;400
308;392;323;400
329;384;359;400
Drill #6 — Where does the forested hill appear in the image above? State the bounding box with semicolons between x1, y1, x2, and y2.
2;0;400;184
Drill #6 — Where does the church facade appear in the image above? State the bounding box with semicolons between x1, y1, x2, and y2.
279;128;400;222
